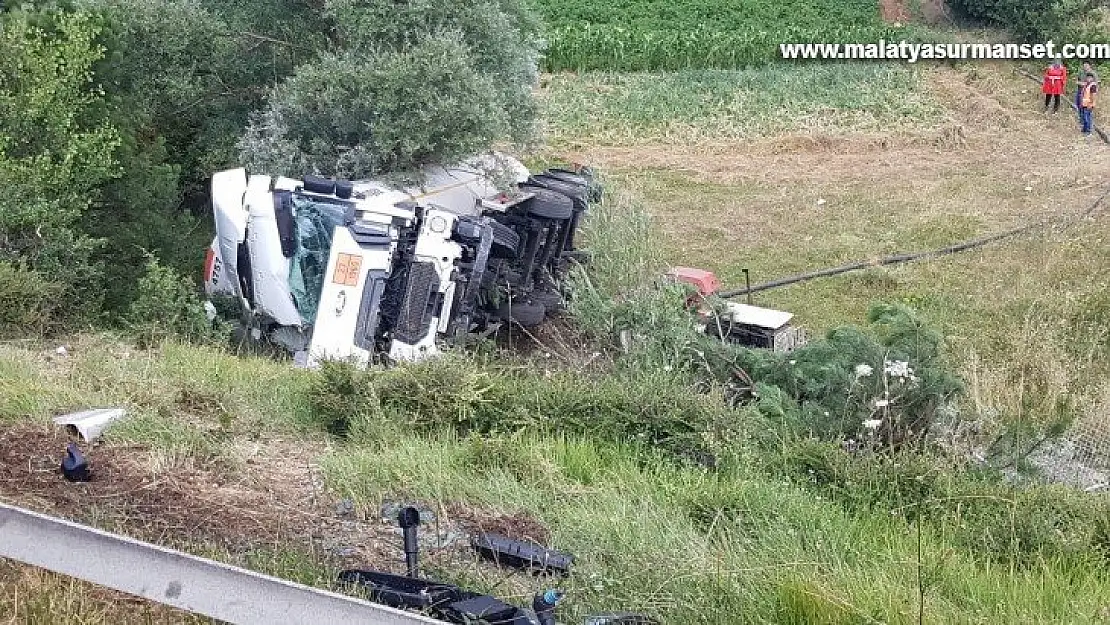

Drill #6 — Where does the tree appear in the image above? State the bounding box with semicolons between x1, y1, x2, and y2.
0;6;120;333
75;0;330;310
239;0;543;179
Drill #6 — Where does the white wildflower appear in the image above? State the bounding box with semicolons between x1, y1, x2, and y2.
883;360;913;379
854;364;873;379
789;359;797;365
863;419;882;430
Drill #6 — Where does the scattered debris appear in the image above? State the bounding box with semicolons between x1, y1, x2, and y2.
443;594;521;623
337;569;458;611
53;408;127;443
398;506;421;578
0;426;397;561
532;590;562;625
335;498;355;517
61;443;90;482
471;532;574;576
380;501;435;525
447;503;551;545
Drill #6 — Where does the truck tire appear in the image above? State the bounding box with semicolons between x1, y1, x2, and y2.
549;167;603;203
497;300;545;327
529;288;564;312
490;220;520;258
542;169;589;187
456;218;519;258
519;187;573;220
527;176;588;213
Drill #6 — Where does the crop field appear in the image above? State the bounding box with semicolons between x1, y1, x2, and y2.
530;0;931;70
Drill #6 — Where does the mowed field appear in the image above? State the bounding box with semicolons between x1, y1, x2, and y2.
537;61;1110;444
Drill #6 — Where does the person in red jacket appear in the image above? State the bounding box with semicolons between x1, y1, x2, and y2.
1043;58;1067;113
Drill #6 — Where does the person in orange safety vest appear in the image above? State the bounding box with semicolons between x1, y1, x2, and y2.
1042;58;1067;113
1077;72;1098;136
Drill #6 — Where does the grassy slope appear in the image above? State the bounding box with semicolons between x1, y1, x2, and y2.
5;144;1110;622
5;333;1110;624
538;60;1110;455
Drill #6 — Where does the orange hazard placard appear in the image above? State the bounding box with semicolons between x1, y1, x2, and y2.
332;253;362;287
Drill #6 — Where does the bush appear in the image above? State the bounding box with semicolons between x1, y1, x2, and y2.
0;7;120;330
240;38;511;178
0;263;64;338
240;0;542;179
301;353;734;463
306;360;383;437
126;256;226;347
946;0;1099;40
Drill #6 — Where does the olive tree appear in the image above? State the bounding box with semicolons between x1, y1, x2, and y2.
239;0;544;178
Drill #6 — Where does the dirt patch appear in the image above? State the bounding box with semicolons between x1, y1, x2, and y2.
880;0;910;23
0;425;291;545
496;315;614;375
0;424;401;570
880;0;952;25
446;502;552;545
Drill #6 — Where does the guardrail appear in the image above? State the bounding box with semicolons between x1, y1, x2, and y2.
0;502;443;624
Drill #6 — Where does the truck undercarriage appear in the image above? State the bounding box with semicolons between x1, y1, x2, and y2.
203;153;601;367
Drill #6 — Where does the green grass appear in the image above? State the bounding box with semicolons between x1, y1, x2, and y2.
540;65;946;145
319;430;1110;624
3;180;1110;622
530;0;939;70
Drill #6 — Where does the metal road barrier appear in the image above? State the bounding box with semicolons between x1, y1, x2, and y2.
0;502;443;624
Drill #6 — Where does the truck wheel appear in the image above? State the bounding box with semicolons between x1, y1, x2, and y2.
520;188;573;220
490;220;520;258
527;176;588;213
529;289;564;312
542;169;589;187
497;300;545;327
548;167;603;203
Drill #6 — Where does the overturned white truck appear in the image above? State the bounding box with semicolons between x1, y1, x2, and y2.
203;153;599;367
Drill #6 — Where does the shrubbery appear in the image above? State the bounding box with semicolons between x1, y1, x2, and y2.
947;0;1100;40
126;257;228;348
240;0;543;179
0;7;120;333
305;355;733;462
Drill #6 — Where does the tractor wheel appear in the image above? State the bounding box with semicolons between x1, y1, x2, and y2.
520;187;574;220
497;300;546;327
